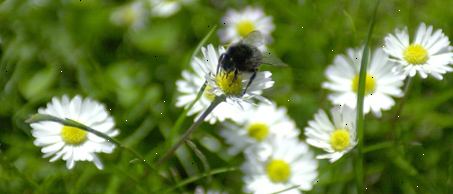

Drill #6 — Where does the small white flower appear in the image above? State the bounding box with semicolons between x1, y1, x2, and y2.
110;1;147;30
219;6;274;45
220;103;299;156
323;47;404;117
304;106;357;163
176;44;247;124
149;0;194;18
242;137;318;194
30;95;119;169
384;23;453;79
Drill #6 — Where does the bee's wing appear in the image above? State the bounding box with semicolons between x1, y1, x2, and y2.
261;52;288;67
241;31;265;48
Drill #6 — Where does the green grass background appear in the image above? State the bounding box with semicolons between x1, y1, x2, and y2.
1;0;453;193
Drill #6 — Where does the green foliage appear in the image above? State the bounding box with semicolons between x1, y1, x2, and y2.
1;0;453;193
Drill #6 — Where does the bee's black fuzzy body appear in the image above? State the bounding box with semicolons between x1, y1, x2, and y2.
221;43;262;73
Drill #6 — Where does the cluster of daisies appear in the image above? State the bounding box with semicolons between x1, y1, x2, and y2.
176;6;453;194
27;4;453;194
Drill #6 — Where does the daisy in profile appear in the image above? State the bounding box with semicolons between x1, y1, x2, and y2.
30;95;119;169
149;0;194;18
219;6;274;45
323;47;404;117
220;103;299;156
384;23;453;79
242;137;318;194
304;106;356;163
176;43;274;123
110;1;147;30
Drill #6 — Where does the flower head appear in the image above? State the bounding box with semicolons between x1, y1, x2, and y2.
220;103;299;155
30;95;119;169
304;106;356;163
219;6;274;45
323;47;404;117
149;0;194;18
384;23;453;79
110;1;147;30
176;44;249;124
242;137;318;194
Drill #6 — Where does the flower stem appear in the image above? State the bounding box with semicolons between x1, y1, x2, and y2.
392;77;413;143
355;1;380;193
156;95;225;165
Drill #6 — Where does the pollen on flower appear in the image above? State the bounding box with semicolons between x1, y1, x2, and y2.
403;44;429;65
247;122;269;141
330;129;350;151
266;159;291;183
215;71;243;96
236;20;255;37
61;126;88;145
352;73;376;95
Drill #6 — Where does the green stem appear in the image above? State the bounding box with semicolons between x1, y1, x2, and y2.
167;81;207;146
355;1;380;193
392;77;413;143
362;141;393;154
156;95;225;165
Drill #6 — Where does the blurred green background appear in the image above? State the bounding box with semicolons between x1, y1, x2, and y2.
1;0;453;193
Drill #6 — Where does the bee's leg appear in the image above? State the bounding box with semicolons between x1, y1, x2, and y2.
217;54;224;75
242;71;256;96
229;69;239;86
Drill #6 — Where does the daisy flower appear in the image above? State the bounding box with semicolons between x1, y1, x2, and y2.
219;6;274;45
220;103;299;156
30;95;119;169
110;1;147;30
149;0;194;18
322;47;404;117
176;44;248;124
304;106;356;163
242;137;318;194
383;23;453;79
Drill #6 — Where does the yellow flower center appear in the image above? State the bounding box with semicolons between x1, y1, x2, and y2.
352;73;376;95
266;159;291;183
330;129;351;151
236;20;256;37
247;122;269;141
215;72;243;96
403;44;429;65
61;125;88;145
203;85;216;101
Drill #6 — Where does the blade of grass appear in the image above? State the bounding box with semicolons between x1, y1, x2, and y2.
167;25;217;147
355;0;380;193
157;95;225;165
161;167;237;193
185;139;212;182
